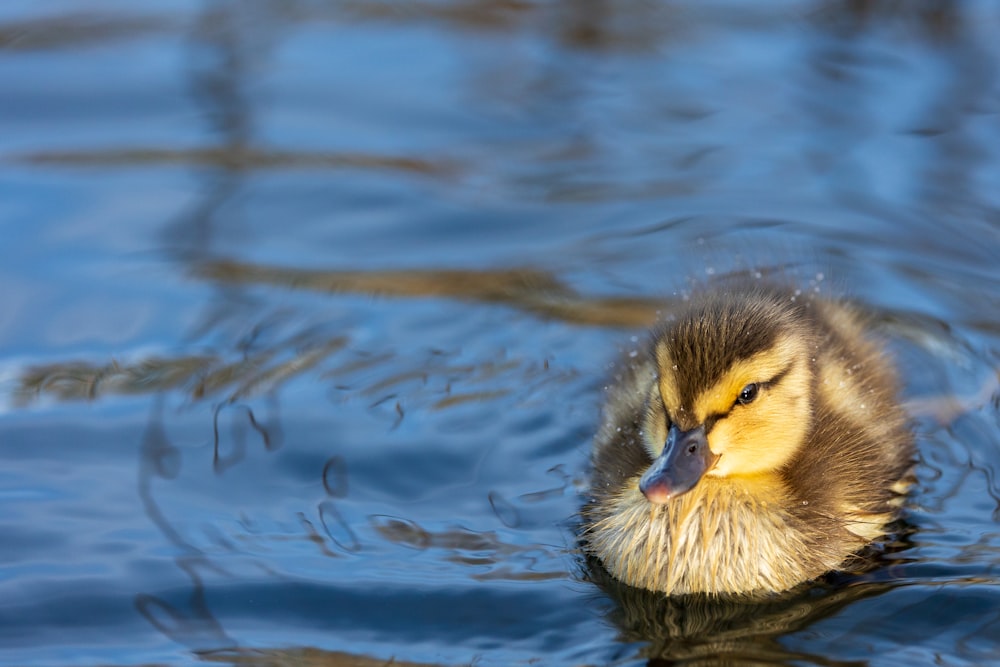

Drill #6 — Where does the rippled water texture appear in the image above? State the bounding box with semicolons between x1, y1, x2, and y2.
2;2;999;666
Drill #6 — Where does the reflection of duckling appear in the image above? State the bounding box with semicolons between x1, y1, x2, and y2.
583;283;914;596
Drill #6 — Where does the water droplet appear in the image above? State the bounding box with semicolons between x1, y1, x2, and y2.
672;364;678;371
628;350;638;358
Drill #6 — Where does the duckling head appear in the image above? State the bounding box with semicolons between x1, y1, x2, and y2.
639;289;815;503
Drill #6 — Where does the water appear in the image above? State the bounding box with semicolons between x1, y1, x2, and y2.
2;1;999;665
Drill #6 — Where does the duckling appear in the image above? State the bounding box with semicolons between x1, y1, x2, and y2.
583;282;914;596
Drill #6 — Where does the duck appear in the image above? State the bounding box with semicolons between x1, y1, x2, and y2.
582;281;914;596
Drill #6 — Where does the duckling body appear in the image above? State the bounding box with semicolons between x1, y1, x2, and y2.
583;283;913;596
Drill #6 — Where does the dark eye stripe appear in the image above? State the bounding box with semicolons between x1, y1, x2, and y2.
704;412;725;434
760;362;793;392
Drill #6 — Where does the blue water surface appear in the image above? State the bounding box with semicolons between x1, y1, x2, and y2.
1;2;999;666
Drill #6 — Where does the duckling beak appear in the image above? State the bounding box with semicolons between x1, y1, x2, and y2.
639;424;717;504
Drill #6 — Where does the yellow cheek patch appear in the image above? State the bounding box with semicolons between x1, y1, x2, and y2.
708;394;810;476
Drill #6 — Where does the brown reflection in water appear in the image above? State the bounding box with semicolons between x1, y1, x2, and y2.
200;646;446;667
336;0;694;55
15;355;214;405
15;336;348;406
336;0;534;32
371;515;567;582
0;0;694;58
16;147;459;179
0;11;176;51
195;259;665;328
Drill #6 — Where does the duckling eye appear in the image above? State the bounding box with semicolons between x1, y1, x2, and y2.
736;383;759;406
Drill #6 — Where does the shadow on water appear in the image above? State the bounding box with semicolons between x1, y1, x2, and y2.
576;504;967;666
586;562;891;666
